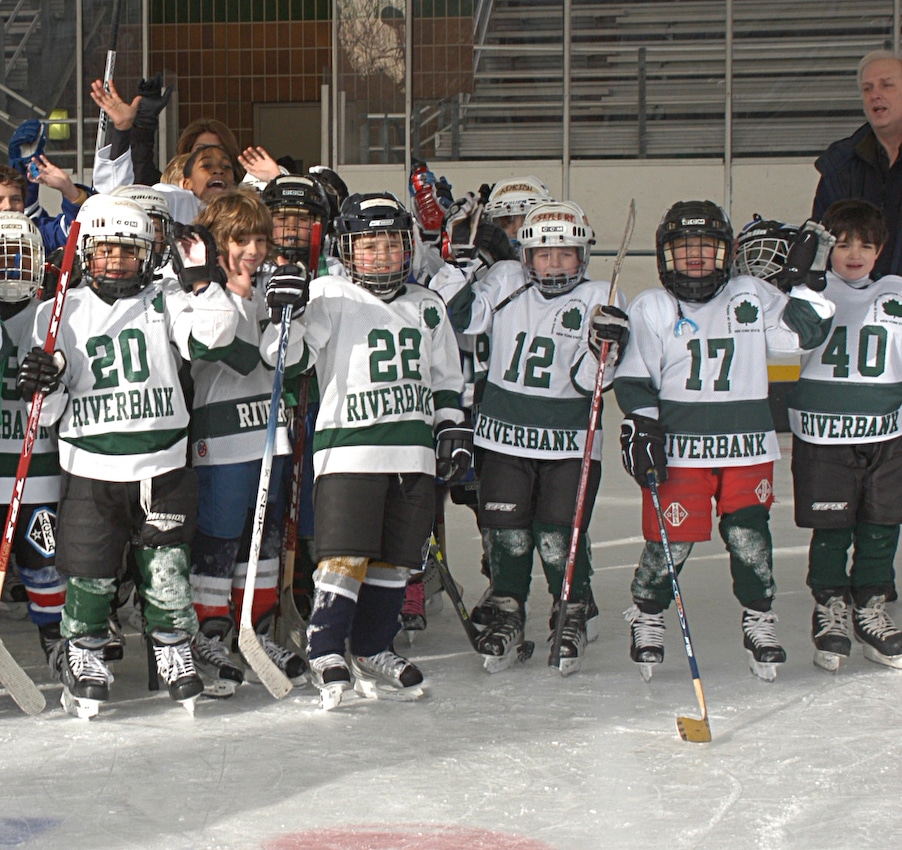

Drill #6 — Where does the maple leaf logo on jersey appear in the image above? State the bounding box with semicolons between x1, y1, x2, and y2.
734;300;758;324
561;307;582;330
152;291;164;313
882;298;902;318
423;305;440;328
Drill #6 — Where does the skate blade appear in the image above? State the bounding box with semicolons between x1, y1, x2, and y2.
178;695;199;716
861;644;902;669
353;677;425;702
813;650;845;673
317;681;350;711
747;652;779;681
586;616;599;644
676;715;712;743
60;689;102;720
553;656;582;677
482;651;516;674
203;680;239;699
639;663;656;682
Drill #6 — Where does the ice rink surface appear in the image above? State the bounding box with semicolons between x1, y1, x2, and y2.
2;404;902;850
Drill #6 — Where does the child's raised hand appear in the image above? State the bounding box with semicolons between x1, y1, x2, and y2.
89;78;139;132
239;146;281;182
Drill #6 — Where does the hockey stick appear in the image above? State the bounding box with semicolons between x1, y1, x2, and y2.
647;471;712;743
0;222;80;715
237;306;296;699
549;199;636;671
274;223;321;650
95;0;123;151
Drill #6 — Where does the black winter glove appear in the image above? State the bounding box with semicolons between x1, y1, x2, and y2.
17;346;66;397
133;72;174;131
588;305;630;367
266;262;310;324
435;421;474;482
620;414;668;488
773;220;835;293
169;223;226;291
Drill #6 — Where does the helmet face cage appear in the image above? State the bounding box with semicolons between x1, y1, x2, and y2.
656;201;733;302
484;176;554;222
336;193;413;299
110;185;173;269
0;212;44;302
733;217;798;284
518;201;595;295
77;196;156;299
262;176;331;264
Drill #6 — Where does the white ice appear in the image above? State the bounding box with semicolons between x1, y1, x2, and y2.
2;405;901;850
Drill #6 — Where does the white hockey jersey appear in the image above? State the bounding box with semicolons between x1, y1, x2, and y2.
33;279;238;481
789;270;902;445
449;261;627;461
261;276;464;478
614;276;834;468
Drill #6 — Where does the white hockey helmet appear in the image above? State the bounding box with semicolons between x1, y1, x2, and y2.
76;194;156;299
484;176;554;222
733;214;799;284
0;212;44;303
110;184;173;268
518;200;596;295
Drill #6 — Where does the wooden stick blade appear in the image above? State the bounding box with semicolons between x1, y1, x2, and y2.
237;628;293;699
0;637;45;715
676;715;712;743
276;584;307;654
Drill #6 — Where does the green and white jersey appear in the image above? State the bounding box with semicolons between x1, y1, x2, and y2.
0;301;59;504
190;280;291;466
263;275;464;478
614;276;833;468
449;261;626;461
33;279;238;482
789;271;902;445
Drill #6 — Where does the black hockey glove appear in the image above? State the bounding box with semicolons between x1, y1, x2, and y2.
620;414;667;488
17;346;66;397
133;72;174;131
266;262;310;325
588;305;630;367
773;220;835;293
435;421;474;483
474;220;518;266
169;223;226;292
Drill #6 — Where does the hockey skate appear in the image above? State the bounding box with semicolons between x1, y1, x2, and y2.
548;598;589;676
586;587;600;644
52;634;115;720
350;649;426;701
241;617;307;687
401;579;426;645
474;595;529;673
150;628;204;714
0;565;28;619
309;653;351;710
811;592;852;673
421;546;447;615
624;602;665;682
192;617;245;698
470;584;500;631
742;608;786;681
853;593;902;669
105;614;126;663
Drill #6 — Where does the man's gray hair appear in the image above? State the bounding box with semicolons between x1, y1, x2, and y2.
858;49;902;88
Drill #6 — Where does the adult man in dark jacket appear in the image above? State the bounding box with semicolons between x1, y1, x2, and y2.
813;50;902;277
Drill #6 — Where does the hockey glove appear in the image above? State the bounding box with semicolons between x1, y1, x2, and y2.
588;305;630;368
266;262;310;324
17;346;66;397
169;223;226;292
774;220;836;293
620;414;668;488
8;119;46;174
133;72;174;131
474;220;519;265
435;421;474;483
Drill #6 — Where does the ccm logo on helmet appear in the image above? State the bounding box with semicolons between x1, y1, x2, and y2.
681;218;707;225
540;225;565;233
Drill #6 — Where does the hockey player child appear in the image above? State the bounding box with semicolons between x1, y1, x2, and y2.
616;200;836;681
188;188;306;695
444;200;629;676
0;212;66;658
262;192;471;709
787;199;902;672
17;193;239;717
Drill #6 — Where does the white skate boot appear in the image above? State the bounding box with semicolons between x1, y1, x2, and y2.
309;653;352;710
350;649;425;701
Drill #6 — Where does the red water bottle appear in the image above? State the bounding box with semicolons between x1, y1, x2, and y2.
410;162;445;235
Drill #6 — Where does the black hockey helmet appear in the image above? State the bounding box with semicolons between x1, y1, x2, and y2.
307;165;350;224
733;214;799;284
656;200;733;302
261;174;331;264
335;192;413;299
